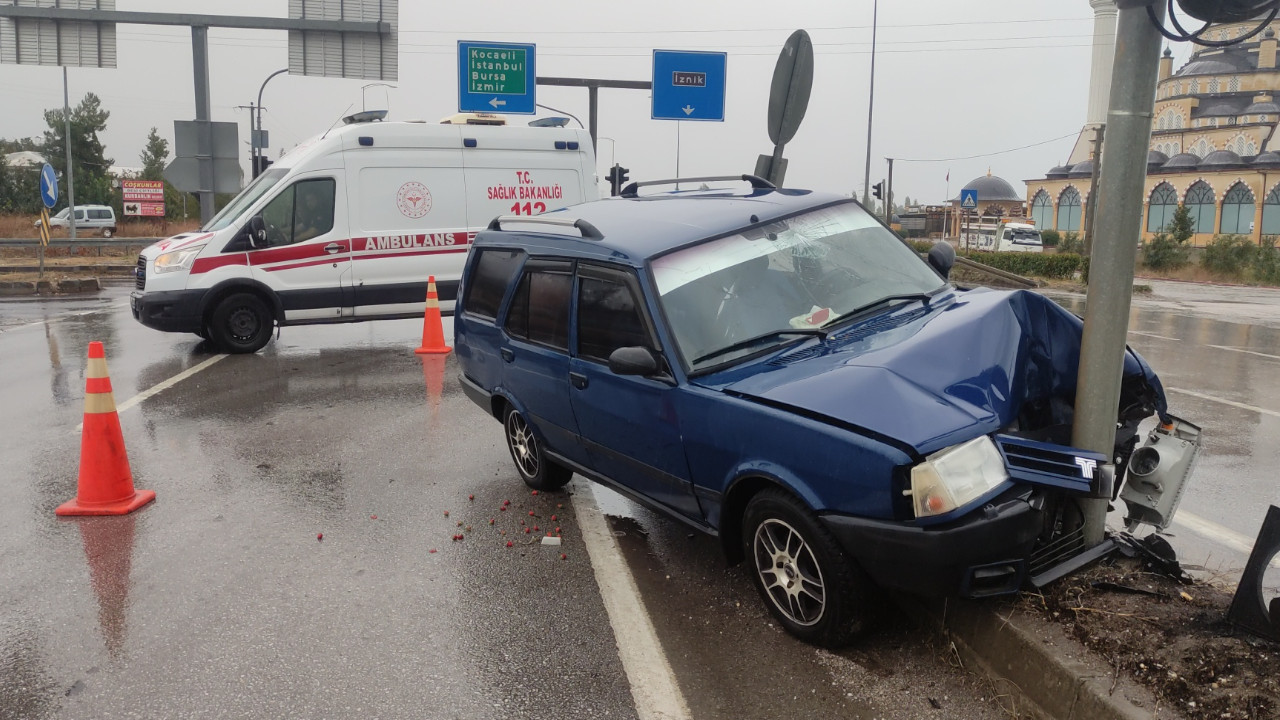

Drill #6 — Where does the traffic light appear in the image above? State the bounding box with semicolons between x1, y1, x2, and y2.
872;181;884;201
252;155;274;178
607;164;631;197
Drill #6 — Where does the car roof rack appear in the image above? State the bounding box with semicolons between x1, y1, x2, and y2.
487;214;604;240
619;174;776;199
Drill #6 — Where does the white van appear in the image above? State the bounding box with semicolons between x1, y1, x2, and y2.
960;220;1043;253
130;116;596;352
36;204;118;236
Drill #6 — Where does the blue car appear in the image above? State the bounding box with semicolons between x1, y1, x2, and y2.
454;176;1200;647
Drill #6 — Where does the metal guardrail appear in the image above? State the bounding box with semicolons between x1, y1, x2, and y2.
0;238;161;248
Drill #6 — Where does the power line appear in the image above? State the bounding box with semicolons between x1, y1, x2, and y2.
894;131;1080;163
397;17;1094;35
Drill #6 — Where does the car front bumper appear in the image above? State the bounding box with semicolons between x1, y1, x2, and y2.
820;487;1043;598
131;289;206;334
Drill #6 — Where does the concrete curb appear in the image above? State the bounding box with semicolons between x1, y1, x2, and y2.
0;278;102;296
902;596;1168;719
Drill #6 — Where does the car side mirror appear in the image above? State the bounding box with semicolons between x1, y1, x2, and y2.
246;215;267;248
928;241;956;279
608;346;660;376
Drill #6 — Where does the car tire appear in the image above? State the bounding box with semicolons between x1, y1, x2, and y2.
503;405;572;491
102;228;114;238
208;292;273;354
742;488;873;648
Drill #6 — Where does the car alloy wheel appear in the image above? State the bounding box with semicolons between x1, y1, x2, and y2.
753;518;826;626
505;410;540;479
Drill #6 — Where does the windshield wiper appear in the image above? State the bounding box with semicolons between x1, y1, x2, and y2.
692;329;826;365
821;291;938;329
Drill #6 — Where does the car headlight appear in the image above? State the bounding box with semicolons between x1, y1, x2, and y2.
908;436;1009;518
153;245;205;274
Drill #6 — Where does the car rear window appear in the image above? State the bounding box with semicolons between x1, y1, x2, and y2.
464;249;524;319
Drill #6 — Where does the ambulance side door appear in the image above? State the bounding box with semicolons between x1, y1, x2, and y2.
247;175;353;321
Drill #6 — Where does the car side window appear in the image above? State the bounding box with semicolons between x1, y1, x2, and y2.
463;249;524;320
505;261;573;350
258;178;335;247
576;267;655;363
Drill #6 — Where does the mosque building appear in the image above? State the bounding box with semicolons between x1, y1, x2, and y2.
1026;3;1280;246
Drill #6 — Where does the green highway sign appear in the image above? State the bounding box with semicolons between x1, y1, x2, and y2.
458;41;536;114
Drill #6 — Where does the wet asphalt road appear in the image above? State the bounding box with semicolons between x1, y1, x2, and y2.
0;278;1277;719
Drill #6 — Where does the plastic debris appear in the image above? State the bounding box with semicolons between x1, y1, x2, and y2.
541;536;562;546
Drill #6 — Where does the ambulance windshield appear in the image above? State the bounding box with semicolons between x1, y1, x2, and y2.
202;168;288;232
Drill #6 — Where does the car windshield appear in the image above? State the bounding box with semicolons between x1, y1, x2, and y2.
1009;229;1041;244
651;201;947;371
201;168;288;231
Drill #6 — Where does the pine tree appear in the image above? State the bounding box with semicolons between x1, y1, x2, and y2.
42;92;114;206
139;128;169;181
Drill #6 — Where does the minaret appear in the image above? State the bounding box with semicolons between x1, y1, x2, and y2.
1067;0;1119;164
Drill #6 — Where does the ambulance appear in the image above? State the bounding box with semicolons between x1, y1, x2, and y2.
130;112;597;353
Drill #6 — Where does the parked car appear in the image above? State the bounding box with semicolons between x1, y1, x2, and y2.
35;205;117;237
454;176;1201;647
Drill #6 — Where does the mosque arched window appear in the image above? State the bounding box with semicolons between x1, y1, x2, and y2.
1230;76;1241;92
1030;191;1053;230
1185;181;1216;234
1208;78;1220;93
1056;187;1082;232
1262;186;1280;235
1147;184;1179;233
1220;183;1256;234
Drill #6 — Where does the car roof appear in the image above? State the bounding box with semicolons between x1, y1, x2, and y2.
473;186;852;267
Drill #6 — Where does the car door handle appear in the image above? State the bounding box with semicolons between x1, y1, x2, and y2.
500;348;514;362
324;243;345;254
569;372;588;389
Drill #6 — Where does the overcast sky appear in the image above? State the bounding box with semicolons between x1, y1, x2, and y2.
0;0;1197;205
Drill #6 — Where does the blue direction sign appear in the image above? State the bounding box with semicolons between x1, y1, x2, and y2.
960;188;978;209
39;163;58;209
458;41;536;115
652;50;727;121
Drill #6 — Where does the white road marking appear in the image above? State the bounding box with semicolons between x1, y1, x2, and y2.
76;354;227;430
1127;330;1179;341
1173;510;1280;569
572;481;692;720
1165;386;1280;419
1208;344;1280;361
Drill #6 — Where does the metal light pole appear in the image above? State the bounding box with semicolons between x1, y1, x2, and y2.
1073;1;1166;546
63;66;76;240
254;68;288;179
861;0;878;206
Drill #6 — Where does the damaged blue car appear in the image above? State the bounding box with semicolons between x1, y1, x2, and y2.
454;176;1201;648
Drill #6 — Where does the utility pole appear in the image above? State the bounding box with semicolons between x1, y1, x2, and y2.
885;157;894;226
255;68;288;180
63;67;76;240
1083;124;1105;256
1073;1;1166;547
862;0;878;206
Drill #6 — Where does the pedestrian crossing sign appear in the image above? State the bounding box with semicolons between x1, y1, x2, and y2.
960;189;978;209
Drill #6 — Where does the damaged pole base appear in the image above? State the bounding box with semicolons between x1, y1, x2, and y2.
1227;504;1280;643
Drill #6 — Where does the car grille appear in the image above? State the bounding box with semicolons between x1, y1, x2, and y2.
1029;526;1085;578
135;255;146;290
995;435;1099;494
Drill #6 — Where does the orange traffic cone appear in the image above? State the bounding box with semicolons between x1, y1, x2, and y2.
56;342;156;516
415;275;453;355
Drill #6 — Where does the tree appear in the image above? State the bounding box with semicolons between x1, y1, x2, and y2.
1167;203;1195;245
139;127;169;181
42;92;114;207
0;137;41;154
1142;204;1192;270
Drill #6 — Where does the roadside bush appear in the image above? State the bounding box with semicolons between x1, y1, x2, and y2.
910;239;934;254
1201;234;1256;278
1252;237;1280;285
1040;229;1060;247
1057;231;1085;255
960;250;1086;279
1142;231;1190;270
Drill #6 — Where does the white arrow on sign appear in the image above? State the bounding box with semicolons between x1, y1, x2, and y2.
489;98;506;108
682;105;695;116
44;185;56;202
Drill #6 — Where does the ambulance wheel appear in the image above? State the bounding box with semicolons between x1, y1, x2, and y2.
503;406;572;491
209;292;273;354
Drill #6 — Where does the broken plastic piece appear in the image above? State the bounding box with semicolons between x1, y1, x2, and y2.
541;536;562;546
1227;504;1280;642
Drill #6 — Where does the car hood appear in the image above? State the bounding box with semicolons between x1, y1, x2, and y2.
696;289;1167;456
